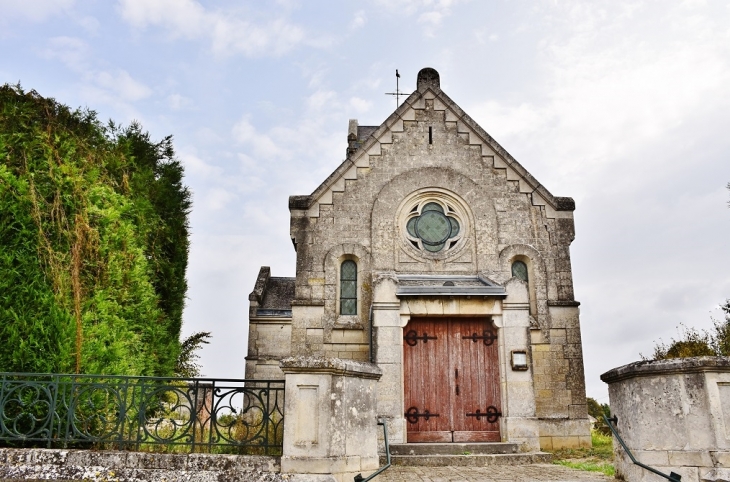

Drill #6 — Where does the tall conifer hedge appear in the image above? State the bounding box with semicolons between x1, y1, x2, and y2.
0;85;191;376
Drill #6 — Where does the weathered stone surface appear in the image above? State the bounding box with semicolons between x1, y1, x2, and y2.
280;357;381;481
376;464;616;481
247;67;590;451
280;355;382;378
385;452;552;466
603;356;730;482
0;448;283;481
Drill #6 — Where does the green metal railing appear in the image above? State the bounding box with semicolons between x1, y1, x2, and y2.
0;373;284;455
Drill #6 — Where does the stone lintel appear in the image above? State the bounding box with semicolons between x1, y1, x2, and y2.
280;356;382;380
601;356;730;384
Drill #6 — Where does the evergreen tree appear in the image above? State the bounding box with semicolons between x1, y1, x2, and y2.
0;85;191;376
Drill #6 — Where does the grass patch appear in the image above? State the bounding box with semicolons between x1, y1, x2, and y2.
550;430;615;477
555;460;615;477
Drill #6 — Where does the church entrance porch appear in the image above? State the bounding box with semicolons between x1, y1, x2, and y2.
403;317;502;443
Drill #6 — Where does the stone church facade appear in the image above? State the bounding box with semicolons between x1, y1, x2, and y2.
246;68;591;451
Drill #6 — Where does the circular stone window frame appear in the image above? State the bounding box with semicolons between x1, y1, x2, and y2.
396;188;473;261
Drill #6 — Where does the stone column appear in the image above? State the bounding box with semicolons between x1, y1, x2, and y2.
371;275;406;444
501;278;540;451
280;356;382;482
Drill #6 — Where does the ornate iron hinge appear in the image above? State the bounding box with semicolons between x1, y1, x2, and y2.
463;329;497;346
404;330;438;346
405;406;440;424
466;406;502;423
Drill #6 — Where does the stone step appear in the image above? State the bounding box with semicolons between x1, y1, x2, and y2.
389;442;520;456
381;451;552;467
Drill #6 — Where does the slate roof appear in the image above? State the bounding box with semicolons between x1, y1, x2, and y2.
249;267;295;317
259;277;295;314
396;275;507;297
357;125;378;143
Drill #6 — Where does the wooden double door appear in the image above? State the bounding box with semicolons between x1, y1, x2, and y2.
403;317;502;443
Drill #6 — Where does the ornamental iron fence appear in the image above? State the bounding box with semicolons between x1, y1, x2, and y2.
0;373;284;455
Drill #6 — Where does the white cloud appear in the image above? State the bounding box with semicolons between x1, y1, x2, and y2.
349;96;372;114
374;0;463;35
231;117;287;159
1;0;74;22
459;0;730;399
42;36;89;71
350;10;367;30
180;152;222;179
418;11;443;27
469;1;730;197
76;15;100;34
42;37;152;104
204;187;236;211
117;0;308;57
307;90;339;112
94;70;152;102
167;93;192;111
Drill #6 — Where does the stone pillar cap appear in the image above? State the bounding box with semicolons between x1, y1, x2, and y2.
601;356;730;384
417;67;440;90
280;356;382;379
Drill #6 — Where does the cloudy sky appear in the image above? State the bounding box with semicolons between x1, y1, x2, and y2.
3;0;729;402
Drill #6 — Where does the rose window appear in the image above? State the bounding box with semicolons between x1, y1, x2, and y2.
405;201;462;253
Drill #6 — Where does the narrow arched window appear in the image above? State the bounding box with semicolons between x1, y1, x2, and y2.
340;260;357;315
512;260;528;282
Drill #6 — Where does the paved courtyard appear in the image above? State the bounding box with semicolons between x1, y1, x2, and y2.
376;464;617;482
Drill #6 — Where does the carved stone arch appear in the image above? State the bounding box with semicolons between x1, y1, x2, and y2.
498;244;549;330
370;167;492;273
323;243;371;330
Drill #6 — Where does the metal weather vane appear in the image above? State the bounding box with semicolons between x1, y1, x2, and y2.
385;69;410;108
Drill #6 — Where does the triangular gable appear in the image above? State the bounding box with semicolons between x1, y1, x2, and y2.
293;68;575;221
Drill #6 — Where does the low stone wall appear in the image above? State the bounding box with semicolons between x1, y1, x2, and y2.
0;448;283;482
601;357;730;482
280;356;382;482
0;357;385;482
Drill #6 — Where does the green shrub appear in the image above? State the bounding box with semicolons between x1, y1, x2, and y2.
0;84;190;376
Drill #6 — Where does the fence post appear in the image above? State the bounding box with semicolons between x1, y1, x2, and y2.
280;356;382;482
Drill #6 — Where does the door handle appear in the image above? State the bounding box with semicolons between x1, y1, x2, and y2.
456;385;459;396
455;368;458;379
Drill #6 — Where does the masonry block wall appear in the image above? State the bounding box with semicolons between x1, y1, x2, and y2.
246;68;591;448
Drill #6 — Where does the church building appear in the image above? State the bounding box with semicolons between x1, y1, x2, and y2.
246;68;591;451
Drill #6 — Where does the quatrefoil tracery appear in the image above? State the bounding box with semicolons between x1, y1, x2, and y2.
405;201;462;253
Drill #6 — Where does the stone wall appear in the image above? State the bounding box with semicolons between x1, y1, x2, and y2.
248;68;591;448
601;357;730;482
0;448;282;482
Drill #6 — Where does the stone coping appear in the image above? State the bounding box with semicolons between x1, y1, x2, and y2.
280;356;382;379
601;356;730;384
0;448;280;472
